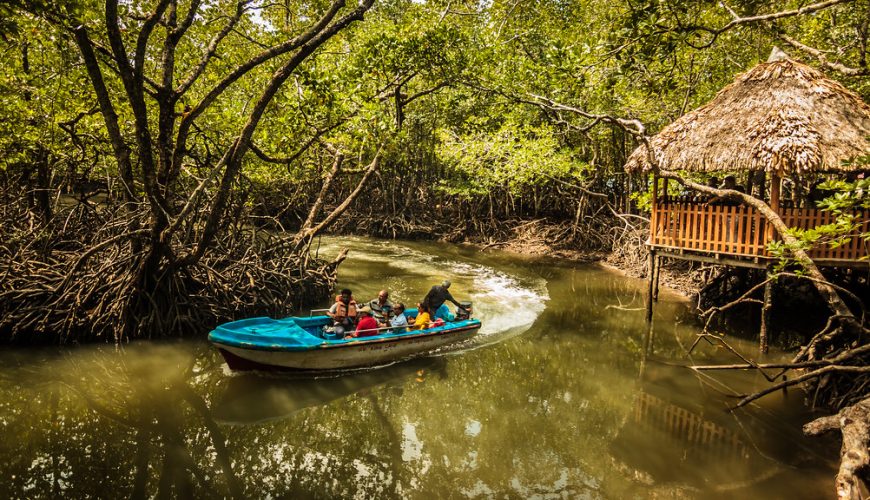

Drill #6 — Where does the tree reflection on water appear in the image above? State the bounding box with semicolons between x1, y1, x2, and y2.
0;257;839;498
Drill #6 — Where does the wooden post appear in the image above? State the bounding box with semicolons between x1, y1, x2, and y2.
653;255;661;302
760;270;774;354
650;173;658;245
639;319;656;380
766;173;781;246
646;250;656;323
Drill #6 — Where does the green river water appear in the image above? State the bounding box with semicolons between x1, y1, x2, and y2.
0;237;837;498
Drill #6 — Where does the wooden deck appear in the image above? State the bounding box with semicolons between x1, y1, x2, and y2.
650;201;869;266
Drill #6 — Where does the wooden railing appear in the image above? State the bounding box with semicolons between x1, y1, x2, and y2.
650;202;869;262
632;392;750;460
781;207;869;260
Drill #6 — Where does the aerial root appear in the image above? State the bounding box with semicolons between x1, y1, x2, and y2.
0;188;339;343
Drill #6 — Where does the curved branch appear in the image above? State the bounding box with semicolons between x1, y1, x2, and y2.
294;147;381;250
778;33;868;76
716;0;854;34
733;365;870;409
173;0;251;98
249;120;345;167
300;150;343;232
170;0;349;179
181;0;376;266
685;0;855;48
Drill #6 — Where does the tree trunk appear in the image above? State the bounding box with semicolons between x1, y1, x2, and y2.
805;397;870;499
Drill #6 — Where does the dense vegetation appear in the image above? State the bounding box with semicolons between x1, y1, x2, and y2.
2;0;870;495
0;0;866;340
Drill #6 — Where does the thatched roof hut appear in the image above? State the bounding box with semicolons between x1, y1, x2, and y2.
624;54;870;175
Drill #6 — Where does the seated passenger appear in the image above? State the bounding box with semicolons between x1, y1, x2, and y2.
706;175;744;206
367;290;393;323
327;289;357;333
347;306;379;338
412;303;432;331
389;303;409;332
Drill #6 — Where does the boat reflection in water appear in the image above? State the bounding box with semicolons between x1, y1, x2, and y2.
212;358;445;426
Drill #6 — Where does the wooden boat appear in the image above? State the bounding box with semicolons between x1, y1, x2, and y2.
208;309;481;371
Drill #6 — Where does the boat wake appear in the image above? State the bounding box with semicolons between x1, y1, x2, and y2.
314;237;550;355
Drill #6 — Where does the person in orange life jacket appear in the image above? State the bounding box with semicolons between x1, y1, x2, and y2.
328;289;357;332
347;306;379;338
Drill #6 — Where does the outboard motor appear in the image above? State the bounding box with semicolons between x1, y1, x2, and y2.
456;301;473;320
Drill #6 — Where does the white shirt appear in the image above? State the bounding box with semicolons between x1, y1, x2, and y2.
390;313;408;331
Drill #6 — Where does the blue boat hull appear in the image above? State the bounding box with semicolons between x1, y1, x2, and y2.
208;313;481;371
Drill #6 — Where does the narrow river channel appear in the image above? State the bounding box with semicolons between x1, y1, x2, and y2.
0;237;837;498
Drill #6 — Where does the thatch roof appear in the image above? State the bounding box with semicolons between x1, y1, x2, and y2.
624;55;870;174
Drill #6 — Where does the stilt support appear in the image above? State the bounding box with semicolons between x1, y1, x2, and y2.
652;255;661;302
646;250;656;323
760;273;774;354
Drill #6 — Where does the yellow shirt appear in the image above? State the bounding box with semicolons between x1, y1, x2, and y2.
413;312;431;330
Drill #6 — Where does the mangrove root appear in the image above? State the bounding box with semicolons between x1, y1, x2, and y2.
805;397;870;499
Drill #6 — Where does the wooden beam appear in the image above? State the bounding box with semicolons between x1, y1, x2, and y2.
650;246;870;269
760;270;774;355
650;247;769;269
650;173;658;245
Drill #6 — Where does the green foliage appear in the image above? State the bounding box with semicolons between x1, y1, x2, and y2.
436;122;586;199
630;190;651;213
1;0;866;227
816;179;870;212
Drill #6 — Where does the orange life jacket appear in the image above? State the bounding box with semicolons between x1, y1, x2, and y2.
334;295;357;319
